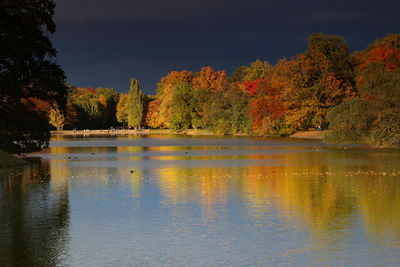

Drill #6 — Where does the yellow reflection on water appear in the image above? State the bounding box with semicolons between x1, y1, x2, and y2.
116;146;143;153
156;150;400;250
49;147;70;193
45;144;400;253
158;167;228;220
158;168;196;205
130;168;143;198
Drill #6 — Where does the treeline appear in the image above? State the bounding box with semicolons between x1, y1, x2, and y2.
48;79;155;130
53;33;400;147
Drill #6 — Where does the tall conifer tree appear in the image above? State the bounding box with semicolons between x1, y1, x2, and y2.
127;78;143;129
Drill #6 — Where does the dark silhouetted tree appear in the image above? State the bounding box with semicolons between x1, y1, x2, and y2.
0;0;67;152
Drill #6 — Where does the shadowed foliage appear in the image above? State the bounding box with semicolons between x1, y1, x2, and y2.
0;0;67;152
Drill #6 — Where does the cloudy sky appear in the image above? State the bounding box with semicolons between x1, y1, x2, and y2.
52;0;400;94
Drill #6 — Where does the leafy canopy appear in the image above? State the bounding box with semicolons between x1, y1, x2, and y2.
0;0;67;152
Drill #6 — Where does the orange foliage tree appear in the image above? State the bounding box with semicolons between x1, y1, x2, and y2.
275;49;353;131
192;67;228;93
25;97;52;115
145;99;163;128
156;70;193;127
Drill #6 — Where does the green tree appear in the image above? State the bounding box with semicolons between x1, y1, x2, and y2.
205;85;251;134
127;78;143;129
191;87;211;129
243;60;273;81
169;83;194;130
96;87;119;128
0;0;67;152
67;87;103;129
229;66;249;82
87;97;103;128
326;99;374;143
225;87;251;133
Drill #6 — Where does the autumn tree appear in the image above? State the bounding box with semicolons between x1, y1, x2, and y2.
327;34;400;146
127;78;143;129
246;76;286;135
141;94;156;127
275;49;352;132
0;0;67;152
243;60;273;82
145;99;162;129
192;67;228;93
305;33;355;86
116;93;129;129
49;105;65;131
156;70;193;127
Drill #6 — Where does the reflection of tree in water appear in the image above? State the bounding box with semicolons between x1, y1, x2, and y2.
155;149;400;251
0;160;70;266
240;150;400;251
158;167;228;221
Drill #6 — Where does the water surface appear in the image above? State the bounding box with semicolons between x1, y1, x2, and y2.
1;135;400;266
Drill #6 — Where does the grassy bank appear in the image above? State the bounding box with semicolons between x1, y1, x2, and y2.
0;150;28;167
289;130;328;140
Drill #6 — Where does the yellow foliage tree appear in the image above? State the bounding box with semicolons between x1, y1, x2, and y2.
116;93;129;128
49;105;65;131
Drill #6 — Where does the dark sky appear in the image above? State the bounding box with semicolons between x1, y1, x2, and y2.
52;0;400;95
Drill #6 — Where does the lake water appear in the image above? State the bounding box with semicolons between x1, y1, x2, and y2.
1;135;400;266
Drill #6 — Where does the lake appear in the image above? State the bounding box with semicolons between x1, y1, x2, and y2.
1;135;400;266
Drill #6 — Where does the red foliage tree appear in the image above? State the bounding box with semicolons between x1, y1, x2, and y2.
358;45;400;71
243;80;261;96
247;78;286;135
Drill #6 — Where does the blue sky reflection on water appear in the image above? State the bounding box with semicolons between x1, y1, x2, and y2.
2;135;400;266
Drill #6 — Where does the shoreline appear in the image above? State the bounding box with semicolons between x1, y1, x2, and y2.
289;130;327;140
51;129;326;140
